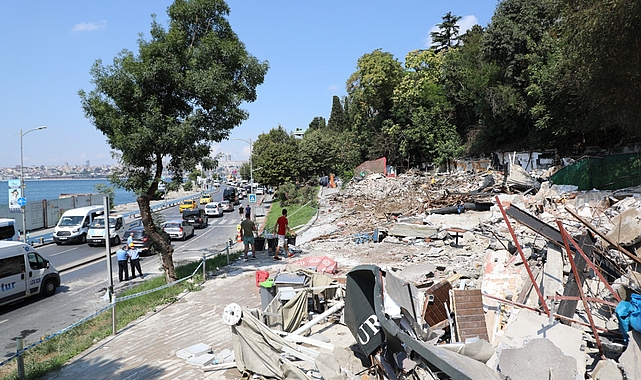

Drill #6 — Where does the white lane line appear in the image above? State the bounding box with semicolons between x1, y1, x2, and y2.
0;319;9;325
49;247;79;257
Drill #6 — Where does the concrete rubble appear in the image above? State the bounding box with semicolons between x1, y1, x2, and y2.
212;163;641;379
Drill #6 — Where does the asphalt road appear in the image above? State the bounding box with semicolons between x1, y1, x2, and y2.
0;192;252;360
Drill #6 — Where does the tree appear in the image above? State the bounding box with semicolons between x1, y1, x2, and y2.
326;95;348;132
307;116;326;132
94;183;115;210
239;162;251;180
251;126;299;186
79;0;268;282
430;12;462;52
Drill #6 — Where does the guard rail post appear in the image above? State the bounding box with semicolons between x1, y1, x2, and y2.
202;253;206;281
226;241;230;265
111;291;117;336
16;337;24;379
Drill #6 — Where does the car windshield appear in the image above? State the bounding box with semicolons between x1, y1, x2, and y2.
164;223;181;228
181;201;192;205
58;216;84;226
206;203;218;208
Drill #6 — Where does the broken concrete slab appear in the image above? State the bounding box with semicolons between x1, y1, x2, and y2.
591;358;623;380
487;309;586;378
542;243;563;299
186;353;215;366
498;338;577;380
388;222;438;239
605;207;641;247
619;330;641;380
175;342;211;359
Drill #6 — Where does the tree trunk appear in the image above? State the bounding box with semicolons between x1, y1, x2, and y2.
137;195;178;282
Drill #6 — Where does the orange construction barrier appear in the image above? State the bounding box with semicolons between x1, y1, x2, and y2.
237;227;242;243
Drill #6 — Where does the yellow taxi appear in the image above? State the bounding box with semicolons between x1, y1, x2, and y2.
179;199;197;213
199;193;213;205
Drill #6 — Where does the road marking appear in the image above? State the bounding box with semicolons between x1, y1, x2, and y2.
0;319;8;325
50;247;79;257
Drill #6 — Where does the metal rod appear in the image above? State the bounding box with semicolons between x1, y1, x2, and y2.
202;253;206;280
290;300;345;336
556;220;605;357
16;336;24;379
19;126;47;244
495;196;550;316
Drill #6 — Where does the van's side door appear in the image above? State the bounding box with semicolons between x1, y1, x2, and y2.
0;254;27;304
26;251;48;294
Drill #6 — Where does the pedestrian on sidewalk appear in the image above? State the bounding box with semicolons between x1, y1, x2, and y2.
273;208;295;260
238;204;244;221
129;243;143;278
127;232;134;246
116;245;130;282
240;214;257;261
245;204;251;219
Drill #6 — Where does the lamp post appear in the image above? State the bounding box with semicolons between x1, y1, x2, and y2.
230;137;253;191
20;126;47;243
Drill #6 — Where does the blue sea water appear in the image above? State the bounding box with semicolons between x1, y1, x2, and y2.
1;179;137;206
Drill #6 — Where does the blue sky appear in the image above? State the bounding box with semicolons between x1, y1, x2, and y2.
0;0;498;168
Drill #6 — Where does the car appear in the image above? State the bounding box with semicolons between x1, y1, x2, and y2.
221;200;234;212
123;226;170;256
205;202;223;217
182;208;208;228
162;220;195;241
199;193;212;205
255;187;265;195
179;199;197;213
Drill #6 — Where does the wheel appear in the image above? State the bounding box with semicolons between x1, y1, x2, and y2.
42;279;57;297
114;235;121;245
88;243;95;247
55;241;62;246
181;233;186;241
81;233;87;244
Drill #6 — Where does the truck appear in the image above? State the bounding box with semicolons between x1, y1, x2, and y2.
86;214;125;247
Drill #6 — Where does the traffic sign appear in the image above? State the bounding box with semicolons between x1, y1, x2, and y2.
249;194;256;203
17;197;27;207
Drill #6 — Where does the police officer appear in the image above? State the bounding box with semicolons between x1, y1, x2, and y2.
116;244;130;282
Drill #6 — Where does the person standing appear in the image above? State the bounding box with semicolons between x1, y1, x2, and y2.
240;214;257;261
116;245;130;282
273;208;295;260
245;204;251;219
127;232;134;247
238;204;244;221
129;243;143;278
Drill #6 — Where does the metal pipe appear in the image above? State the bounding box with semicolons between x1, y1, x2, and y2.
19;126;47;244
290;300;345;336
495;196;551;316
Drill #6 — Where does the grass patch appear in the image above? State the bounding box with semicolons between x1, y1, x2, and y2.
0;251;241;380
263;200;317;234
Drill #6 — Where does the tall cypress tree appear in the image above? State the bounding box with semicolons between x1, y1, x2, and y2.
327;95;347;132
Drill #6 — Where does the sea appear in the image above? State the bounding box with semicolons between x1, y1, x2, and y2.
1;179;137;206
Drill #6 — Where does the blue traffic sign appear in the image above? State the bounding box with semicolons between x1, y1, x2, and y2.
249;194;256;203
17;197;27;207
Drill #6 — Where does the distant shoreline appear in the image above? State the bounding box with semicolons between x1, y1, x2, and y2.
1;177;109;181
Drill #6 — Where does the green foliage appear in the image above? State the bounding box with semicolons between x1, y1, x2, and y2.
78;0;267;281
252;125;299;186
274;183;318;207
430;12;462;52
326;95;348;132
264;199;317;234
307;116;326;132
94;183;115;210
239;162;251;180
183;180;194;191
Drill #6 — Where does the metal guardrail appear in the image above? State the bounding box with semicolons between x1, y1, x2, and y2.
0;239;241;372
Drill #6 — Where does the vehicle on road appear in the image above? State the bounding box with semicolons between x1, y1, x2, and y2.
223;187;238;205
122;226;170;256
199;193;212;205
0;218;19;241
87;214;125;246
0;242;60;306
255;187;265;195
179;199;197;213
204;202;223;217
162;220;195;241
182;209;208;229
221;200;234;212
53;205;104;245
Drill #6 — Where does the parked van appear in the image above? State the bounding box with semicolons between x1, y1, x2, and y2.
223;187;238;205
53;205;104;245
87;214;125;247
0;218;19;242
0;241;60;307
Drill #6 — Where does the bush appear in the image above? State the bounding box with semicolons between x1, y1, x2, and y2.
274;183;318;207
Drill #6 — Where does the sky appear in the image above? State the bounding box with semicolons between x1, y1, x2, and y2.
0;0;499;168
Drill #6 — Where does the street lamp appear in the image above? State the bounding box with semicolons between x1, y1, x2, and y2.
20;126;47;244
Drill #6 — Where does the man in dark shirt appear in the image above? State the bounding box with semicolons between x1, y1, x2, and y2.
240;214;257;261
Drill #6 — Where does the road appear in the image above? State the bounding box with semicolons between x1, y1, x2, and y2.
0;192;253;360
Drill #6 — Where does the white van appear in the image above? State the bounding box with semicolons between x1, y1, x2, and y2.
53;205;104;245
87;214;125;247
0;241;60;307
0;218;19;241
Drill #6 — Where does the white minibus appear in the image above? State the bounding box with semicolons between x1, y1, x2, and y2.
53;205;104;245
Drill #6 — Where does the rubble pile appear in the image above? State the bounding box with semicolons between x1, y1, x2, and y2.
215;165;641;379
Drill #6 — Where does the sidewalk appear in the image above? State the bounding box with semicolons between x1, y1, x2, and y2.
42;191;321;379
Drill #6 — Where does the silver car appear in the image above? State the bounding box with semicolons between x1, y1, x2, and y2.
221;200;235;212
205;202;223;217
161;220;195;241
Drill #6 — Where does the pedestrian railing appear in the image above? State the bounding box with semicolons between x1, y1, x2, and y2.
0;240;241;378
